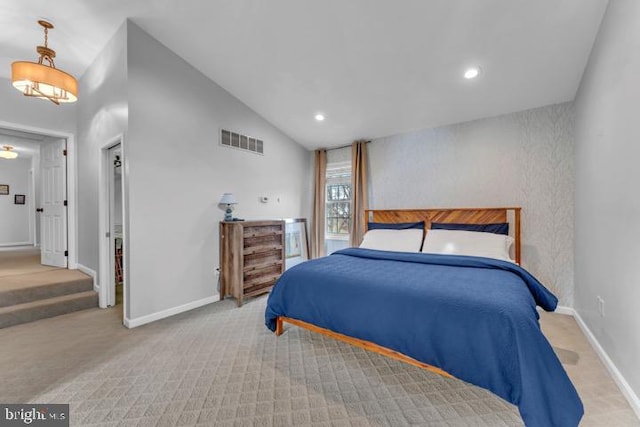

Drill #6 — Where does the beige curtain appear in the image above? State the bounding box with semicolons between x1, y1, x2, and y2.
311;149;327;258
350;140;369;247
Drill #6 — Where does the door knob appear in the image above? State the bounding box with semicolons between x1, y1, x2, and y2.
36;208;43;212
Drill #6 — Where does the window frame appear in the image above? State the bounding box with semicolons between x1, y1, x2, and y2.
325;161;352;241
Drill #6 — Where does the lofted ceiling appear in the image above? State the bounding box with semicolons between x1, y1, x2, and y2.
0;1;608;149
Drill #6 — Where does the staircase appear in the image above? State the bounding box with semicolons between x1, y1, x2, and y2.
0;269;98;328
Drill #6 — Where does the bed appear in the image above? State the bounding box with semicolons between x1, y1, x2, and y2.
265;207;583;426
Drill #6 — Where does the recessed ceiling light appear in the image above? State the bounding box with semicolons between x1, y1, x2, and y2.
464;67;481;79
315;113;325;122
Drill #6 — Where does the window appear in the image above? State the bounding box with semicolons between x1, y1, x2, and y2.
326;162;351;240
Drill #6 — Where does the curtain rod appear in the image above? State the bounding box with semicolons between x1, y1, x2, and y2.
324;140;371;151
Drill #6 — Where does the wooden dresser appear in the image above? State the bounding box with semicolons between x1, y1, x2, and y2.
219;220;285;307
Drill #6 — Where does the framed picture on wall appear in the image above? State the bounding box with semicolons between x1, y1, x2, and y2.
284;218;309;270
14;194;25;205
0;184;8;195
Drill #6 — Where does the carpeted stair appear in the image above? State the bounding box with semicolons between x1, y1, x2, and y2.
0;269;97;328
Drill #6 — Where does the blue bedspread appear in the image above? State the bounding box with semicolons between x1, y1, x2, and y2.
265;248;583;427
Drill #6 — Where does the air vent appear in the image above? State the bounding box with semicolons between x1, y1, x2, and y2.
220;129;264;155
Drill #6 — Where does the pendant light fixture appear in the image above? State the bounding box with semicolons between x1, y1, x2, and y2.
0;146;18;160
11;20;78;105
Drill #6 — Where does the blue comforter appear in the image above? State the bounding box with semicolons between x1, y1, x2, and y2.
265;248;583;427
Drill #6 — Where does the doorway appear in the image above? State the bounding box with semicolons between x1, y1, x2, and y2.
0;126;72;270
98;136;126;315
0;121;88;328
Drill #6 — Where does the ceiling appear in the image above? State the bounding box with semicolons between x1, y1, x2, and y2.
0;1;609;149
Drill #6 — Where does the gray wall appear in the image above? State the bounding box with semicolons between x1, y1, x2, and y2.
126;22;310;321
76;22;128;273
574;0;640;397
369;103;575;305
0;158;31;245
0;77;76;134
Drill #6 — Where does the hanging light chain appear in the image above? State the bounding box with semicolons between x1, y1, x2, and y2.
36;21;56;68
11;19;78;104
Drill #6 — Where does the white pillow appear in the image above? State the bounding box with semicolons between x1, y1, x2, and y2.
359;229;424;253
421;229;514;261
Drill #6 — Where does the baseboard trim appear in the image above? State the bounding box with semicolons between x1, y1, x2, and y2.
77;264;98;292
554;305;574;316
0;242;33;248
124;294;220;329
556;306;640;419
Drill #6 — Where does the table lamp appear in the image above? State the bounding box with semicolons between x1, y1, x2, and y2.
219;193;237;221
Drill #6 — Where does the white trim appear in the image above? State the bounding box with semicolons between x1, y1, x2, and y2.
66;135;79;269
124;294;220;328
28;168;36;246
77;264;98;292
0;242;33;247
0;120;78;269
98;135;125;310
0;245;34;252
554;305;574;316
553;306;640;418
120;133;129;323
325;234;350;242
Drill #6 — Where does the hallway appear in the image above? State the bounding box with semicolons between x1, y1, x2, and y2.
0;246;59;277
0;247;97;328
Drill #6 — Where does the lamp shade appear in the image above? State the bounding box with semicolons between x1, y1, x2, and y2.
219;193;237;205
0;146;18;160
10;20;78;105
12;61;78;103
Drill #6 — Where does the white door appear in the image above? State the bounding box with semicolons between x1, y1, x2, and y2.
40;139;67;267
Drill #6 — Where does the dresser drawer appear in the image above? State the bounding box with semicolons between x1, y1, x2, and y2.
244;269;280;289
244;233;282;248
244;249;282;267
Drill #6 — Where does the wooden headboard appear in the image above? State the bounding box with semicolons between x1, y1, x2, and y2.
365;207;522;264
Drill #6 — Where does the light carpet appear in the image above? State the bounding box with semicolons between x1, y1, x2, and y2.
0;295;638;426
0;247;60;278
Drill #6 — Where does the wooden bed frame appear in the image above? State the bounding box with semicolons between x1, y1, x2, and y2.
365;206;521;264
275;207;522;378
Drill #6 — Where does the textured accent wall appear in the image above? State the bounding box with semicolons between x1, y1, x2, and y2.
369;103;575;305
